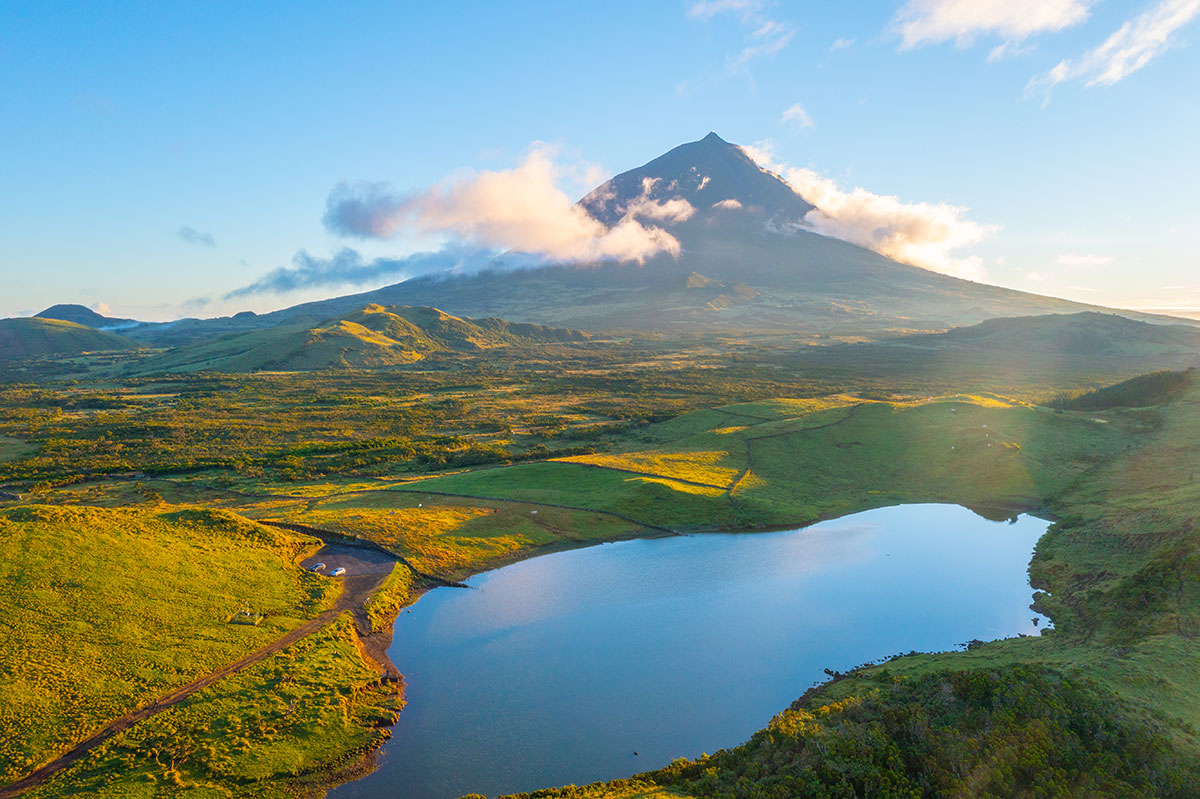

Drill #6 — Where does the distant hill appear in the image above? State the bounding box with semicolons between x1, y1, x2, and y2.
902;312;1200;356
137;304;587;373
784;312;1200;390
0;317;139;361
35;304;142;331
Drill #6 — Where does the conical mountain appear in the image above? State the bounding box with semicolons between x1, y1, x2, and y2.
579;131;814;229
111;133;1195;344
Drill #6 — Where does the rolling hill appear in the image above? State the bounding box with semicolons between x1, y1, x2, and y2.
0;317;139;361
915;312;1200;356
137;304;587;372
782;312;1200;390
35;304;143;331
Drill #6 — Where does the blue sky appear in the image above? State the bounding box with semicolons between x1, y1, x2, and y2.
2;0;1198;320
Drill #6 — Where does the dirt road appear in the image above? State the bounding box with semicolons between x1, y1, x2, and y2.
0;569;392;799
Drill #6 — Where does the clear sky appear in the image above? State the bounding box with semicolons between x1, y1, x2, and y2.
2;0;1198;321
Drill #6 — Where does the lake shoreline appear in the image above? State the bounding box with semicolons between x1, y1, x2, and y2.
321;502;1052;799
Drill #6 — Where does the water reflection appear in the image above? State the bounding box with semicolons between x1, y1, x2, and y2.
329;504;1048;799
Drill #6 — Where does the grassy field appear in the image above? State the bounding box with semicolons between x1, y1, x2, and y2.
0;435;37;464
269;493;646;579
0;506;336;783
409;393;1138;532
4;347;1200;797
20;616;400;798
478;377;1200;797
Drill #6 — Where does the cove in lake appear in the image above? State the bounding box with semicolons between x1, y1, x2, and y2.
329;503;1049;799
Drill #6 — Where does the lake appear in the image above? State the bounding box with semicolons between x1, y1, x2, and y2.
328;503;1049;799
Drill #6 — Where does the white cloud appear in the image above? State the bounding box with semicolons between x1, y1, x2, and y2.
323;144;688;264
895;0;1093;50
713;198;744;210
90;301;111;315
987;40;1037;61
729;19;795;72
687;0;795;78
1054;252;1116;267
780;102;815;129
1028;0;1200;100
686;0;764;20
622;179;697;223
742;142;998;281
829;37;856;51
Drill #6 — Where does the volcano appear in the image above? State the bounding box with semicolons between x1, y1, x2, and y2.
123;133;1188;344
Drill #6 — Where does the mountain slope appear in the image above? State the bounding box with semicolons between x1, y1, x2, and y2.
252;133;1179;336
0;317;139;360
138;304;586;372
69;132;1196;345
35;304;143;331
787;312;1200;387
915;312;1200;356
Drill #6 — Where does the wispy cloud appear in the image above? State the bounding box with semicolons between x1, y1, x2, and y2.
176;225;216;247
324;144;686;264
686;0;764;20
780;102;815;129
1027;0;1200;101
743;142;999;281
686;0;795;80
829;36;856;51
987;40;1037;62
729;20;796;73
225;247;507;299
894;0;1093;51
1054;252;1116;267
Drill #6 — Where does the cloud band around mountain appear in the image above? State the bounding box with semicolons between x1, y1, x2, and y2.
323;145;688;264
744;143;997;281
224;247;504;299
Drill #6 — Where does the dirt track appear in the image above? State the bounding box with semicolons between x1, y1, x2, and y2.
0;569;393;799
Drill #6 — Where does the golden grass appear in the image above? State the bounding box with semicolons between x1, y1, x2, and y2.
554;450;740;487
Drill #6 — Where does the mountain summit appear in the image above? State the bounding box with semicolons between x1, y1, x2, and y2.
579;132;814;230
98;133;1192;343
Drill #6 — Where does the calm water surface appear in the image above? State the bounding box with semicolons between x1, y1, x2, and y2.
329;503;1049;799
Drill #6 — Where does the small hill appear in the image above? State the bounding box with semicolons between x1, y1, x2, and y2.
920;312;1200;356
1048;369;1195;410
787;312;1200;391
138;304;587;373
35;304;142;331
0;317;139;361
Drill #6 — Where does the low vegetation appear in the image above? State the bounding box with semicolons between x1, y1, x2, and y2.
0;506;334;783
0;317;137;361
587;666;1199;799
21;616;400;798
1048;368;1193;411
4;334;1200;798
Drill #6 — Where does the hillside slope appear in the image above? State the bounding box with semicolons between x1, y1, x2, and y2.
0;317;138;361
61;133;1194;347
252;133;1180;336
920;311;1200;355
138;304;587;372
34;304;142;331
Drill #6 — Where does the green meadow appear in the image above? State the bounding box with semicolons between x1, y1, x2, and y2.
0;506;335;784
1;352;1199;797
